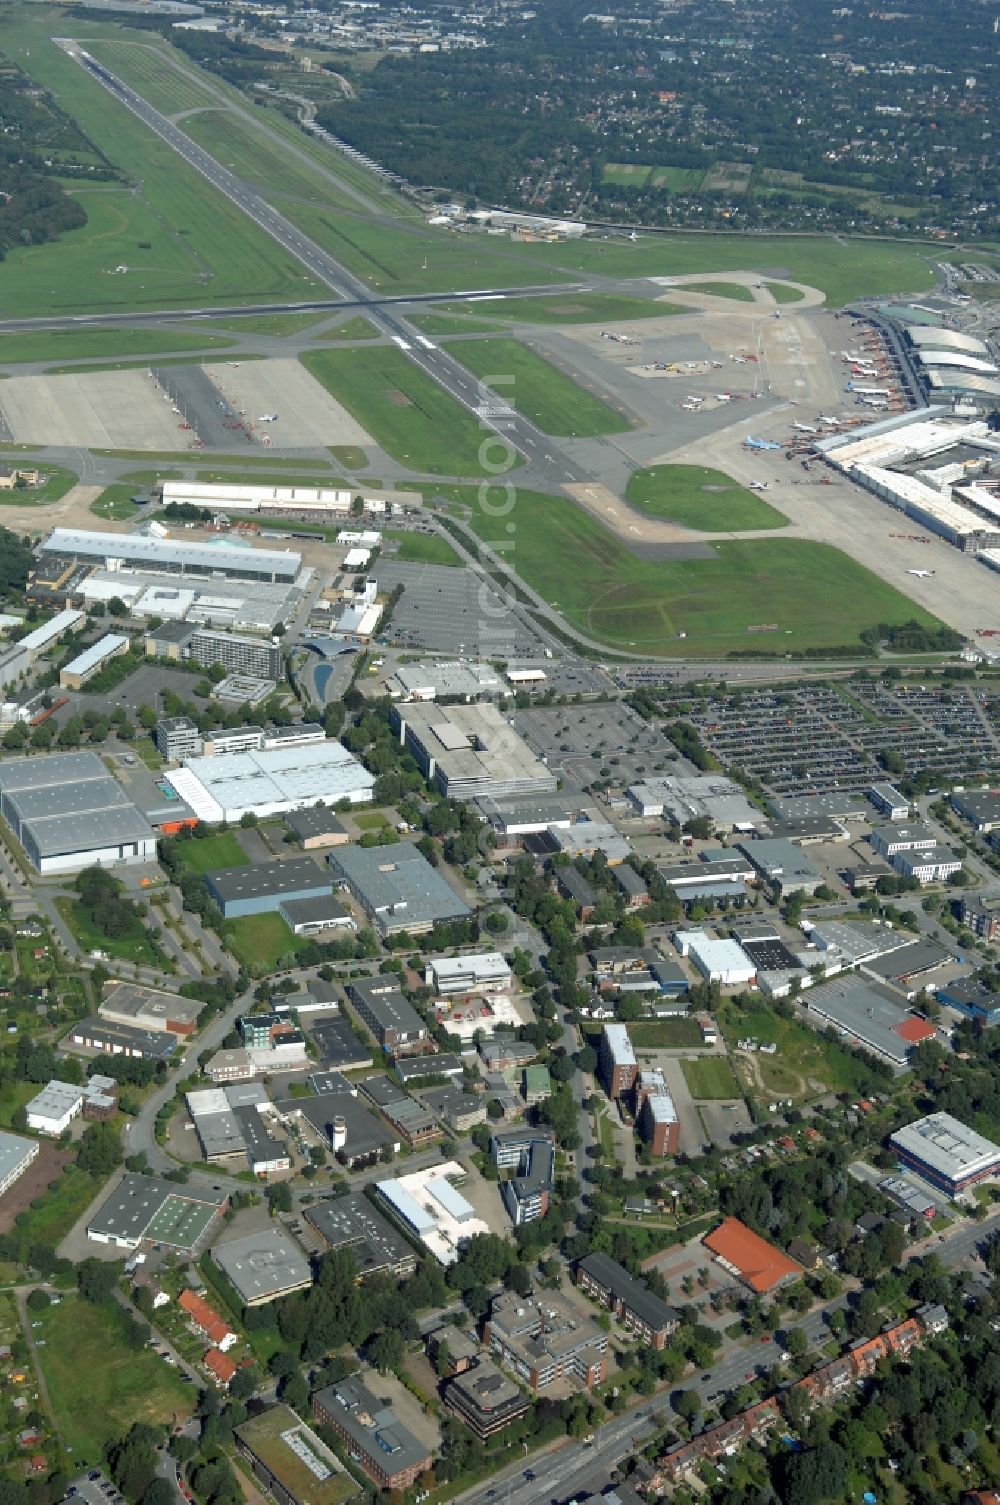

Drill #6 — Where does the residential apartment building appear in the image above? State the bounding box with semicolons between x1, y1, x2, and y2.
311;1377;433;1491
599;1022;638;1100
576;1252;679;1349
485;1289;608;1391
154;716;204;761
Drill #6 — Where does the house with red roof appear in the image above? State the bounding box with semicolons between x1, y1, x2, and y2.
204;1348;238;1387
179;1289;237;1351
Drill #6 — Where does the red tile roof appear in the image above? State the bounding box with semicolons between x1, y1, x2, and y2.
703;1217;803;1293
204;1348;237;1385
179;1289;235;1347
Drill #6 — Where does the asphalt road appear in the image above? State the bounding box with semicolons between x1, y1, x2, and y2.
55;41;586;492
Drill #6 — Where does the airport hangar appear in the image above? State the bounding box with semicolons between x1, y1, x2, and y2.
37;528;302;586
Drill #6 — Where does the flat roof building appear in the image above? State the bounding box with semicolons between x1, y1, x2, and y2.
99;982;203;1036
87;1173;227;1251
805;977;929;1072
284;807;350;850
349;976;426;1051
889;1112;1000;1196
312;1375;434;1492
302;1193;417;1280
307;1016;373;1072
0;1133;38;1199
0;752;156;875
205;858;331;920
425;952;512;995
486;1287;608;1391
737;838;824;896
39;527;302;585
952;789;1000;833
599;1023;637;1100
475;794;574;837
627;774;763;830
279;893;355;935
154;716;204;761
331;842;471;937
59;632;130;689
212;1226;313;1305
392;660;503;702
868;783;909;820
235;1405;352;1505
444;1360;530;1441
392;701;556;801
68;1016;177;1063
374;1162;491;1264
675;929;757;987
165;741;374;824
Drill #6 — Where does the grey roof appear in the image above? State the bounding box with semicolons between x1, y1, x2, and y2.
350;977;425;1038
890;1111;1000;1183
0;751;134;794
766;792;870;821
420;1084;485;1126
71;1016;176;1061
99;983;203;1028
212;1226;312;1303
737;838;821;883
147;621;198;646
863;938;953;982
557;867;598;906
0;1131;36;1185
303;1194;416;1275
40;527;301;582
614;865;649;898
395;1053;463;1082
88;1173;226;1244
0;751;154;857
284;807;349;840
312;1376;430;1475
275;1091;395;1159
308;1017;373;1070
279;894;352;927
235;1106;288;1168
207;858;330;904
330;842;471;932
806;978;920;1069
577;1250;679;1332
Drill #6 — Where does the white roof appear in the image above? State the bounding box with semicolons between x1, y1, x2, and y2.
429;952;510;983
917;350;998;374
61;633;129;678
890;1111;1000;1181
41;527;301;581
689;935;755;973
907;327;989;354
852;464;990;537
19;609;83;653
166;740;374;822
603;1023;636;1067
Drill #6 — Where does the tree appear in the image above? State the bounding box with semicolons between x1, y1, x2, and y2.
368;1328;404;1373
77;1121;122;1177
675;1389;702;1422
279;1372;310;1415
267;1181;293;1214
142;1479;176;1505
77;1259;118;1305
25;1289;49;1312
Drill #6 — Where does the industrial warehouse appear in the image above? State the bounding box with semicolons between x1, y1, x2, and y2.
0;751;156;874
37;527;303;584
162;739;374;822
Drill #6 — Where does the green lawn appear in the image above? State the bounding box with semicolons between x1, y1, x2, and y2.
384;529;460;567
438;293;680;325
176;831;248;874
406;313;507;335
35;1296;194;1459
720;996;882;1100
15;1163;108;1247
679;281;755;301
329;445;368;470
0;13;322;314
624;464;788;531
91;484;141;521
453;338;631;437
0;467;79;507
629;1017;704;1048
0;327;233;366
352;810;393;830
222;912;306;972
55;896;159;967
184;312;327;337
680;1056;742;1099
319;316;380;341
450;486;943;657
766;281;808;304
302;345;510;474
0;1079;42;1130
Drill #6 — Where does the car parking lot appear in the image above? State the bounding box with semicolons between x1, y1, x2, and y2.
376;561;546;657
513;701;675;788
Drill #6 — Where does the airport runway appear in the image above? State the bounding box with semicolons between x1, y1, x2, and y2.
52;40;588;491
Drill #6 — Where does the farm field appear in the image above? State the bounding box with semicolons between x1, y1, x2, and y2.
36;1297;194;1459
680;1057;742;1099
451;486;940;657
0;13;321;314
602;164;705;192
437;293;680;325
384;529;460;567
175;831;249;874
624;464;788;531
0;328;233;365
302;345;507;474
453;338;631;437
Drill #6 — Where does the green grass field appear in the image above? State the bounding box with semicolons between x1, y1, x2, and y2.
36;1297;194;1459
624;464;788;531
407;313;507;335
0;13;321;314
602;164;705;192
329;445;367;469
384;529;460;566
188;312;327;337
320;316;380;341
453;338;631;437
452;487;940;656
629;1017;704;1048
15;1164;103;1247
679;281;755;301
721;997;881;1101
176;831;248;874
680;1057;742;1099
91;484;140;521
302;345;510;474
767;281;807;304
56;896;159;966
223;912;305;972
0;327;233;366
0;467;79;507
438;293;680;325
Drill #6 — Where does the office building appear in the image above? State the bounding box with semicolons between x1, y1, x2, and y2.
889;1112;1000;1196
205;859;332;920
951;789;1000;833
391;701;556;801
599;1023;637;1099
59;632;130;689
39;527;302;585
165;741;374;824
868;783;909;821
492;1126;555;1225
312;1376;434;1492
302;1194;417;1280
26;1078;116;1136
349;976;426;1051
330;842;471;937
235;1406;350;1505
154;716;204;761
0;1133;38;1198
0;752;156;875
486;1288;608;1391
212;1226;312;1306
99;982;203;1036
145;622;283;679
444;1360;530;1440
891;844;961;884
576;1252;679;1349
374;1162;491;1264
870;822;938;857
425;953;512;995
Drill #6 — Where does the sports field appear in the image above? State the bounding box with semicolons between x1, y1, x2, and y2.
453;338;631;436
624;464;788;530
680;1057;742;1099
453;487;944;657
302;345;507;474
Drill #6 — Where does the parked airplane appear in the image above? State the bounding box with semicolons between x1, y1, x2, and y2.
793;422;818;434
749;480;769;490
907;569;935;578
744;436;781;450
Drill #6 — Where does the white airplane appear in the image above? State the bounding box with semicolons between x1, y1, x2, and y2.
819;416;841;426
749;480;769;490
627;231;639;242
907;569;935;578
257;413;278;422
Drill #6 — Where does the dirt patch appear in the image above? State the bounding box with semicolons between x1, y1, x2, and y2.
0;1142;72;1234
386;389;413;407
